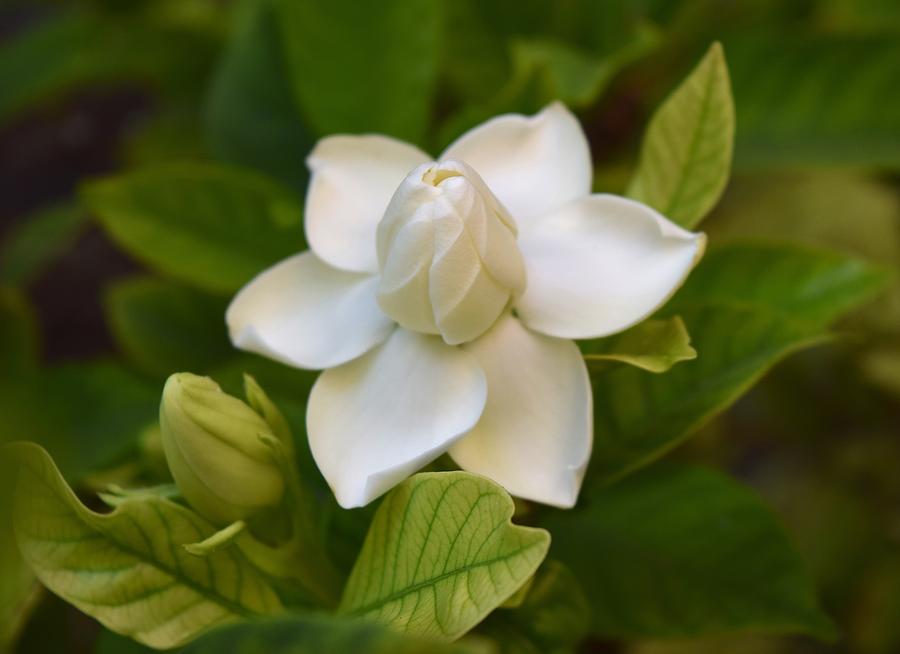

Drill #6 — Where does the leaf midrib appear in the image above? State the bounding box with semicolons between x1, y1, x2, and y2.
21;456;261;619
343;540;544;617
662;56;717;219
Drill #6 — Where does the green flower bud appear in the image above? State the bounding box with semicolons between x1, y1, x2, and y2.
160;373;285;525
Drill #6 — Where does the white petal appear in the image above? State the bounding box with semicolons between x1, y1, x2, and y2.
440;102;591;228
305;135;431;273
226;252;393;370
516;194;706;339
449;315;591;508
307;329;487;508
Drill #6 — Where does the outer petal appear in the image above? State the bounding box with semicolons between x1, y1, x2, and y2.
307;329;487;508
226;252;393;370
305;135;431;273
440;102;591;228
449;315;591;508
516;194;706;339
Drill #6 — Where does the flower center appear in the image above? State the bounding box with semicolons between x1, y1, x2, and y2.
375;160;526;345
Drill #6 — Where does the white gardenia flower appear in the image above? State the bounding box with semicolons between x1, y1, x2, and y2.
227;102;705;509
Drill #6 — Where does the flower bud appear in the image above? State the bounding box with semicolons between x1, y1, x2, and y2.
159;373;285;525
375;159;527;345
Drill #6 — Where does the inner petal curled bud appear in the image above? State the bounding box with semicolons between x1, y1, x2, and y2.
375;160;526;345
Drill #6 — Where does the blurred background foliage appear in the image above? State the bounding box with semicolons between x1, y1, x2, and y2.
0;0;898;652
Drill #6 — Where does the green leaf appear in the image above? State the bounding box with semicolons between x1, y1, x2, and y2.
0;535;37;654
0;204;88;286
440;0;659;105
438;31;657;150
0;287;37;377
508;32;659;111
543;464;834;639
672;241;889;326
581;316;696;373
589;242;886;483
478;561;591;654
10;443;282;650
0;362;159;481
83;163;303;294
0;458;38;653
105;277;232;378
0;11;104;123
205;0;312;191
0;8;217;126
729;34;900;169
180;614;485;654
276;0;440;144
627;42;735;228
339;472;550;641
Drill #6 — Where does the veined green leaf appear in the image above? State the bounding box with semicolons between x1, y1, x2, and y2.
581;316;696;373
10;443;282;650
83;163;303;295
590;242;886;483
628;42;735;228
276;0;440;145
339;472;550;641
543;465;834;639
180;614;485;654
105;277;231;379
205;0;312;191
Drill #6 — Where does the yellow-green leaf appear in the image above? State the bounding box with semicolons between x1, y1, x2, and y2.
10;443;282;650
339;472;550;641
627;42;734;228
581;316;696;373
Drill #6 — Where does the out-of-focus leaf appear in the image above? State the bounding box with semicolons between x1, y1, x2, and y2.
543;464;834;639
93;629;155;654
339;472;550;641
0;527;37;654
438;31;657;150
0;205;88;286
627;42;734;228
0;11;103;123
709;173;900;264
707;172;900;333
0;8;217;125
0;287;37;377
478;561;591;654
180;615;485;654
589;242;887;483
83;163;303;294
105;276;231;378
276;0;440;145
673;242;888;326
508;32;659;111
860;348;900;398
440;0;660;104
0;458;38;654
728;34;900;169
10;443;282;650
0;362;158;481
581;316;696;373
205;0;312;191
